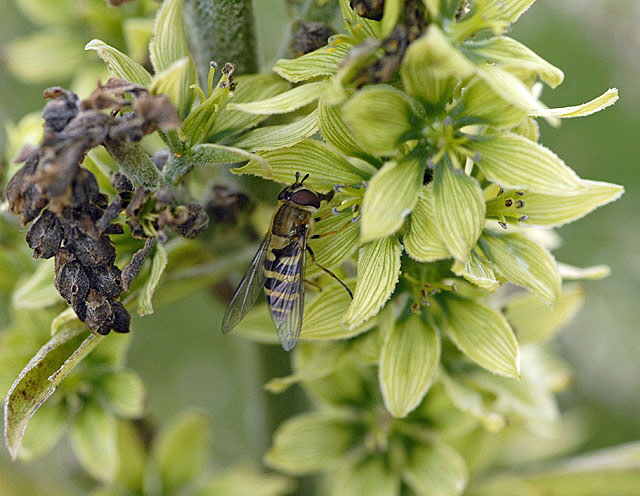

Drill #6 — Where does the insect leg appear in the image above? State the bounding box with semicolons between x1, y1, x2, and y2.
305;245;353;299
310;218;353;239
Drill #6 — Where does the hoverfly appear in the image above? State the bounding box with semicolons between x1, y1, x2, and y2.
221;172;353;351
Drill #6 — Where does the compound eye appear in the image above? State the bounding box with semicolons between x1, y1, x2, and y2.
290;189;320;208
277;188;288;201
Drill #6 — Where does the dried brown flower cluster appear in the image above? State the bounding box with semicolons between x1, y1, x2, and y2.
5;78;208;335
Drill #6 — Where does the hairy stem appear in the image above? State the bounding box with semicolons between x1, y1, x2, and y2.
183;0;258;84
104;140;161;189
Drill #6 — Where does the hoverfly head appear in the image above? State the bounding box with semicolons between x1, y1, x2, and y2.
278;173;320;208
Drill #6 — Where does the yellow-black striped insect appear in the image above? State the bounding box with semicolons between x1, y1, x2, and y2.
221;173;352;351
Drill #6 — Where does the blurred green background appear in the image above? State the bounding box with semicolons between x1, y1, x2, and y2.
1;0;638;492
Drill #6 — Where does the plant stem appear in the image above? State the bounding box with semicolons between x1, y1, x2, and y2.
183;0;258;84
104;140;161;189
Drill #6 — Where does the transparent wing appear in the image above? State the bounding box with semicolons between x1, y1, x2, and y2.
266;237;306;351
221;236;269;334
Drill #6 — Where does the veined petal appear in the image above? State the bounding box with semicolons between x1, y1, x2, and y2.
233;139;368;188
451;249;500;291
318;94;368;158
149;57;197;117
558;263;611;280
85;39;152;86
432;162;485;262
230;110;318;151
457;77;528;129
149;0;190;73
342;237;402;329
465;36;564;88
469;134;583;194
274;36;352;83
505;284;585;344
400;25;476;104
265;413;355;474
228;81;328;115
480;229;561;304
530;88;619;118
333;458;399;496
404;186;451;262
307;211;360;275
380;314;440;418
361;157;424;242
342;86;420;156
475;63;546;114
440;297;520;378
403;440;468;496
483;0;537;26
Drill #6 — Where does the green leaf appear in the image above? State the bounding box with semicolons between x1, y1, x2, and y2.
265;412;355;474
70;401;118;483
318;94;368;158
469;134;584;194
342;237;402;329
274;37;352;83
209;74;290;139
380;314;440;418
432;161;485;262
12;259;61;309
230;110;319;151
403;440;468;496
440;297;520;378
149;0;190;73
400;25;475;104
228;81;327;115
233;139;368;188
154;411;210;491
530;88;619;118
456;78;528;129
451;249;500;291
150;57;197;118
301;282;369;341
333;458;399;496
18;403;66;460
506;180;623;227
466;36;564;88
342;86;418;156
101;370;147;419
138;242;168;316
505;284;585;344
85;39;152;87
480;230;560;304
404;186;451;262
4;328;103;459
361;157;424;242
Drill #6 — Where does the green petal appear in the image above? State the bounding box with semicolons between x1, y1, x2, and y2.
18;403;66;460
466;36;564;88
100;370;147;419
85;39;152;87
558;262;611;280
137;242;168;316
307;211;360;275
475;64;546;114
149;0;190;73
70;401;118;483
403;441;468;496
230;110;318;151
332;458;399;496
209;74;290;139
149;57;197;118
531;88;619;118
380;314;440;418
154;411;210;491
228;81;327;115
302;282;369;341
115;422;147;493
483;0;537;26
197;466;294;496
342;237;402;329
404;186;451;262
480;230;560;304
451;249;500;291
361;158;424;242
4;328;103;459
440;297;520;378
456;78;528;129
432;162;485;262
469;134;583;194
342;86;419;156
233;139;368;188
265;413;355;474
318;94;368;158
381;0;403;37
440;370;506;431
274;37;352;83
400;25;475;104
505;284;585;344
